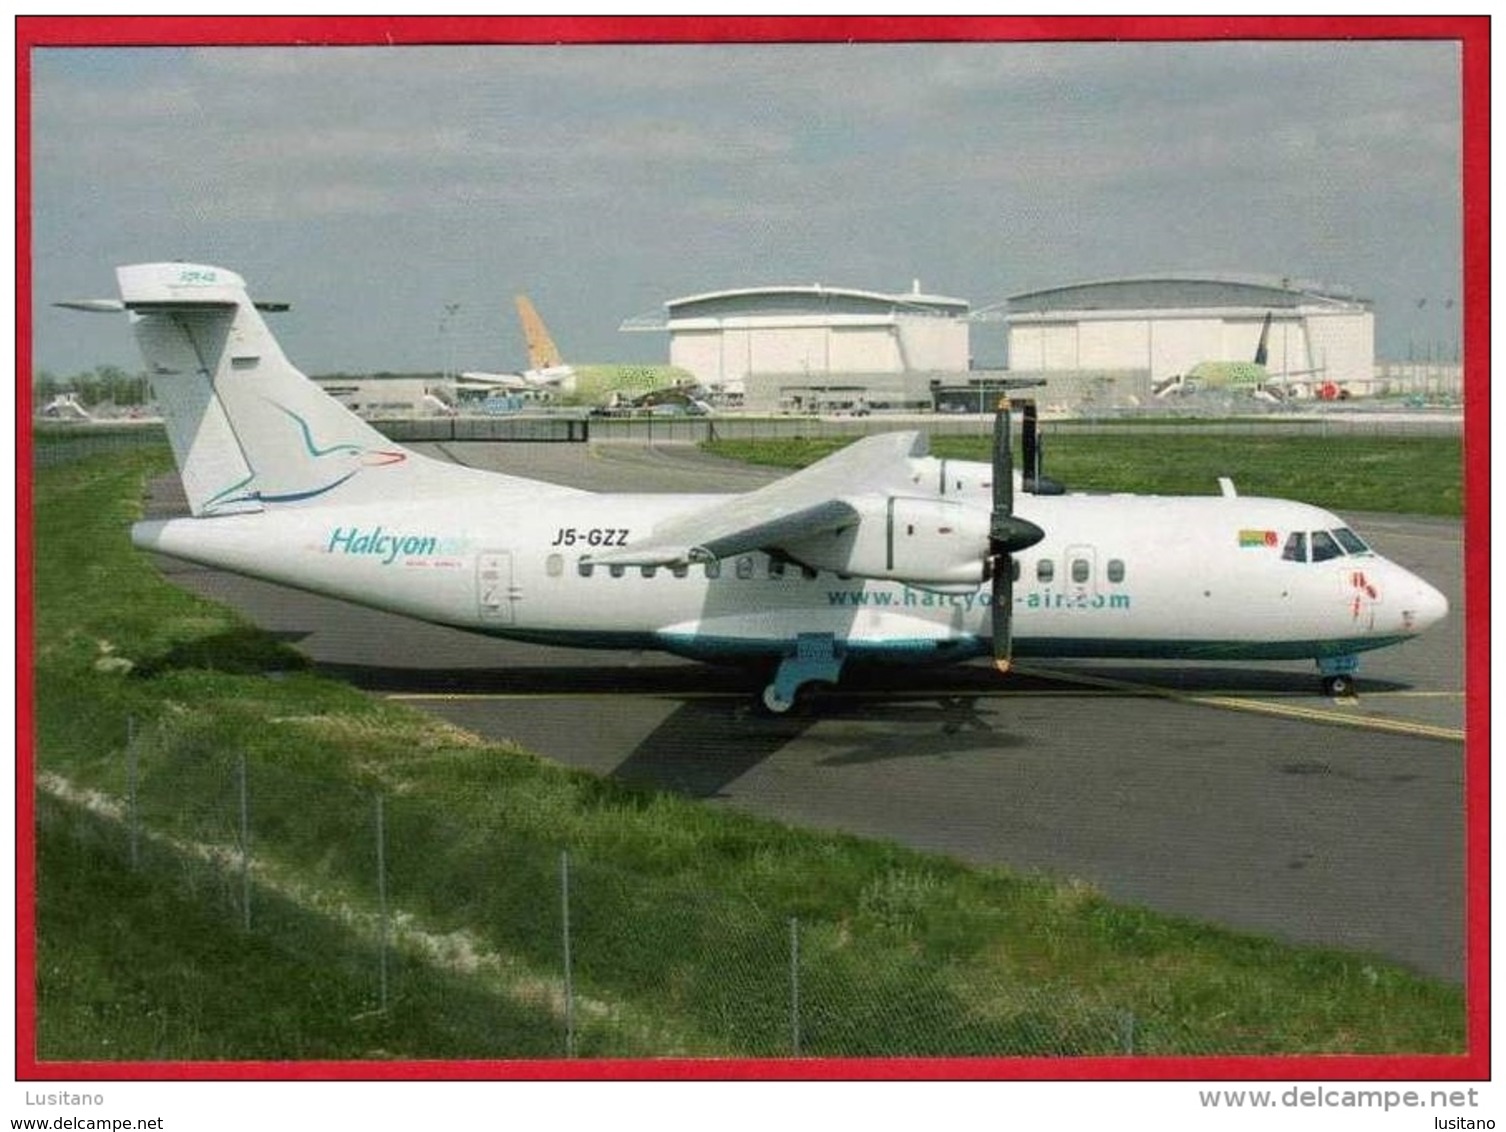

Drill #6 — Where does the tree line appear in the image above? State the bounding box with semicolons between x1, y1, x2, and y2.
34;366;152;408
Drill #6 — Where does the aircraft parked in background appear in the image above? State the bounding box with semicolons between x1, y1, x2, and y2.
1154;312;1332;402
460;294;697;409
35;392;93;421
460;294;577;395
64;264;1447;712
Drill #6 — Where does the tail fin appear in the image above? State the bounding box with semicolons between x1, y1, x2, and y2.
514;295;564;371
81;264;422;516
1253;311;1272;367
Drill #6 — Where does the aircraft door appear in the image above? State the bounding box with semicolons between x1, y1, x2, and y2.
1065;544;1098;605
477;551;518;624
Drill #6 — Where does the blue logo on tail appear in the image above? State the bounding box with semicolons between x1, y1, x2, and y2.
205;403;407;512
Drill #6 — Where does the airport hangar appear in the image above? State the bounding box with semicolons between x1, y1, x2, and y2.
623;274;1377;412
622;283;973;412
1002;275;1376;403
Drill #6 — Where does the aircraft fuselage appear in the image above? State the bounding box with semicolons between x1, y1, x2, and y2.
133;467;1445;671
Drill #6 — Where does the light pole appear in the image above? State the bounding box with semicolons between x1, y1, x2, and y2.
439;302;461;382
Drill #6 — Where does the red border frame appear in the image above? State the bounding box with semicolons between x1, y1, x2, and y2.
15;14;1491;1082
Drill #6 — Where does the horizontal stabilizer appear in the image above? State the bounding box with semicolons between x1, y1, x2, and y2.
54;299;126;313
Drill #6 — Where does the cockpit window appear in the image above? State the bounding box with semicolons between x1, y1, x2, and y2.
1283;528;1371;564
1309;530;1343;562
1333;527;1370;555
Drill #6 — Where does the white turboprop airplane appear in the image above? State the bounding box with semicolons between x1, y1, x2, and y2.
62;263;1449;713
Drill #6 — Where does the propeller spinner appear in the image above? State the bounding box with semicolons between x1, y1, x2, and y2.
990;403;1045;671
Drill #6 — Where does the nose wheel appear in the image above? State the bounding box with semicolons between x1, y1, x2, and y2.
1321;673;1356;699
1318;656;1359;699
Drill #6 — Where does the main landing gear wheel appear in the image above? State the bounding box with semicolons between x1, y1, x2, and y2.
1322;673;1356;698
759;678;837;716
759;633;845;716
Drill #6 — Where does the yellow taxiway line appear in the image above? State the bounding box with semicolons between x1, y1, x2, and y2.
1014;664;1466;743
389;678;1465;742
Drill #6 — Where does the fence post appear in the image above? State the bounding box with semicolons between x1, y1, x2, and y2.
237;754;252;932
126;717;139;870
1119;1010;1137;1055
789;916;801;1057
375;793;390;1012
561;849;575;1057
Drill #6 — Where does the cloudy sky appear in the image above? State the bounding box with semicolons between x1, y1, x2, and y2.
28;32;1466;378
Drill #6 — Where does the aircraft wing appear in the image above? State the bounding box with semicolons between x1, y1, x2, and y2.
459;371;531;391
584;431;929;567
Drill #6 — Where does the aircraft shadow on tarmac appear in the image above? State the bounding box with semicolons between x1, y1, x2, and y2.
307;655;1411;801
609;699;813;798
313;659;749;698
315;654;1407;700
609;692;1026;798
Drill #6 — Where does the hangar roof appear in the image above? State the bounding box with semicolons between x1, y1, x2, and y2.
664;284;968;319
1006;274;1370;314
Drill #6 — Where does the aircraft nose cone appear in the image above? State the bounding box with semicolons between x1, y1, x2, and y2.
1404;578;1449;633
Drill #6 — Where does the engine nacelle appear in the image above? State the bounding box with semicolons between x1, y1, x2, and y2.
782;495;991;586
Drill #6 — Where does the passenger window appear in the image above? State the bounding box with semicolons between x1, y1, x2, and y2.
736;556;754;580
1037;559;1054;583
1011;558;1020;582
1310;530;1343;562
704;560;722;580
641;565;658;578
801;564;818;581
1107;559;1125;584
547;554;564;577
672;564;689;579
577;560;595;578
1071;558;1090;584
1282;532;1307;562
1333;528;1370;555
767;559;786;579
609;564;626;578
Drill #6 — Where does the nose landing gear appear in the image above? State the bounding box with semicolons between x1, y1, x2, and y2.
1321;673;1356;699
1318;655;1359;699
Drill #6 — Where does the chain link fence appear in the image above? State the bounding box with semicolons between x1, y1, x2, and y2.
35;709;1249;1061
32;423;170;468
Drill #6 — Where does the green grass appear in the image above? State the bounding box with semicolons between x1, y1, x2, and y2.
37;793;570;1061
29;445;1467;1061
703;434;1464;517
32;421;169;443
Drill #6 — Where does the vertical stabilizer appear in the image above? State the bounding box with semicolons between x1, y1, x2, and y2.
112;263;419;514
1253;311;1273;367
514;295;564;371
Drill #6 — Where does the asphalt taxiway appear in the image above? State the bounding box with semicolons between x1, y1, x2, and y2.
142;440;1469;981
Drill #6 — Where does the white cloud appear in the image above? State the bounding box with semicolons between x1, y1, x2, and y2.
28;38;1466;374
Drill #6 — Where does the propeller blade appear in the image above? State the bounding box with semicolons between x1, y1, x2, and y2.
1018;398;1066;495
1021;399;1039;491
991;404;1011;671
991;552;1013;672
989;401;1046;555
992;403;1012;518
989;402;1044;671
